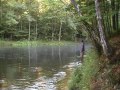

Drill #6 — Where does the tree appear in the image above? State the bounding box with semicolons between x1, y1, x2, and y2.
95;0;112;56
0;0;80;41
69;0;114;57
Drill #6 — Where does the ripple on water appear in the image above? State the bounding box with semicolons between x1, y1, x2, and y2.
24;71;66;90
0;61;81;90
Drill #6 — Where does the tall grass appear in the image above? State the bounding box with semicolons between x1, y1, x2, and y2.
0;40;75;47
68;49;100;90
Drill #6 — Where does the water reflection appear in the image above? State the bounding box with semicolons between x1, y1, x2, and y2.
0;45;78;90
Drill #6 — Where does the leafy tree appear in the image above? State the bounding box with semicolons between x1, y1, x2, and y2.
68;0;120;57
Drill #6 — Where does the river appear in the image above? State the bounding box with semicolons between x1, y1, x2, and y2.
0;44;87;90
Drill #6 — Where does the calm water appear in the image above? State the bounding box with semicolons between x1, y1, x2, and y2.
0;44;82;90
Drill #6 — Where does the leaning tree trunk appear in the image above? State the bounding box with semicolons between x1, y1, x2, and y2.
95;0;112;57
70;0;102;54
70;0;113;57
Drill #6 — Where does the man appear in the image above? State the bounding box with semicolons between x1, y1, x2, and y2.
75;34;85;62
80;39;85;62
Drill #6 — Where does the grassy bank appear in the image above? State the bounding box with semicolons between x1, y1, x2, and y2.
0;40;75;47
68;49;100;90
68;35;120;90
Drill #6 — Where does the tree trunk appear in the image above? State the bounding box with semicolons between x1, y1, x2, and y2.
116;0;119;32
111;0;116;30
70;0;82;16
59;21;62;41
95;0;112;56
111;0;119;31
52;28;54;41
28;21;31;41
21;20;22;31
52;20;55;41
0;0;2;22
35;21;38;40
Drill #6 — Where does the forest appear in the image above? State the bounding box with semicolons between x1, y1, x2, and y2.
0;0;77;41
0;0;120;90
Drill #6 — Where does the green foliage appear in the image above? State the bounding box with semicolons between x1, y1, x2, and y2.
68;49;100;90
0;0;77;41
67;17;77;30
5;11;18;25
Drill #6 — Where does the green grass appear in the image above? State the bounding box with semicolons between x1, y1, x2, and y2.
68;49;100;90
0;40;75;47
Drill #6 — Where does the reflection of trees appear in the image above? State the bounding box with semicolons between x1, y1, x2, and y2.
29;47;38;66
35;46;38;66
0;45;76;87
28;42;31;68
0;60;7;79
15;63;23;79
58;46;62;68
52;46;54;58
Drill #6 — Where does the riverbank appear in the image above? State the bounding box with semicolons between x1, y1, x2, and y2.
90;35;120;90
68;49;99;90
0;40;75;47
68;35;120;90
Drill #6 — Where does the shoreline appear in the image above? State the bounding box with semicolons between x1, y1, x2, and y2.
0;40;76;47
